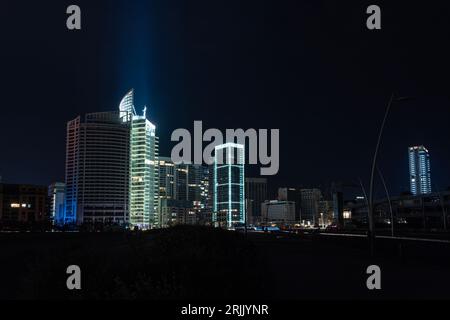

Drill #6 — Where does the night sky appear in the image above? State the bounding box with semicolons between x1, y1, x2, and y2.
1;0;450;199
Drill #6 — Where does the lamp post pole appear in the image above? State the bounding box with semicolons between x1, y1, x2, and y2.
377;167;394;237
434;185;447;231
368;93;395;256
368;94;413;255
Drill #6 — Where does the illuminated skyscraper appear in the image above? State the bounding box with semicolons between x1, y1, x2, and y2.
65;112;130;225
121;90;159;229
213;143;245;228
409;145;432;195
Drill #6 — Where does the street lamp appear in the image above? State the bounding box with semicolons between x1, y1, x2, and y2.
368;93;412;256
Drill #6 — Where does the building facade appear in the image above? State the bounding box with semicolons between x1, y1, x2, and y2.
0;184;49;225
213;143;245;228
409;145;432;195
349;191;450;229
159;157;176;200
128;107;159;228
65;111;130;226
159;199;196;226
278;187;301;222
300;188;322;226
246;178;268;224
158;157;209;227
261;200;296;225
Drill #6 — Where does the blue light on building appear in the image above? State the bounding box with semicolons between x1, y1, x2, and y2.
409;145;432;195
213;143;245;228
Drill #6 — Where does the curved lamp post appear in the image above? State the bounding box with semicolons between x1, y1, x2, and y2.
368;94;412;256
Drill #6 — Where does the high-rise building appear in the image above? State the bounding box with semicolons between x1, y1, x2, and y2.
245;178;267;224
332;191;344;226
48;182;65;225
65;111;130;225
175;164;188;201
65;90;159;228
158;157;176;227
409;145;432;195
158;157;176;200
125;91;159;229
188;164;209;209
158;157;209;227
300;188;322;226
213;143;245;228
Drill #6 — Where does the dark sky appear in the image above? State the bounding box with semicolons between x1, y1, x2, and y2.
1;0;450;199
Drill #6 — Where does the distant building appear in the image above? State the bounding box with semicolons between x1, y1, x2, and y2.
48;182;65;225
213;143;245;228
175;164;188;201
262;200;296;225
349;191;450;229
318;199;334;227
159;199;196;226
300;188;322;226
158;157;176;200
409;145;432;195
0;184;49;225
158;157;209;227
332;191;344;226
187;164;209;211
246;178;268;224
278;187;301;222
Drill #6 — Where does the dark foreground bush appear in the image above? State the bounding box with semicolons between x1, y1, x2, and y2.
15;226;265;299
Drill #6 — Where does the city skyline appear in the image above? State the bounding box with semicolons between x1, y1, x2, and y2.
2;1;450;304
2;1;450;197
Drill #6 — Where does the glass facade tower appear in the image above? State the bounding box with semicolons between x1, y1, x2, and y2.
213;143;245;228
409;145;432;195
120;91;159;229
129;116;158;229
